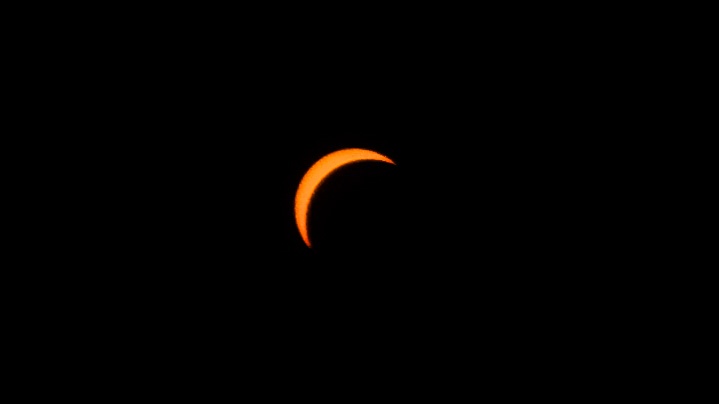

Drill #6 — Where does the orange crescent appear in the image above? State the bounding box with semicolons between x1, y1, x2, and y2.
295;148;396;248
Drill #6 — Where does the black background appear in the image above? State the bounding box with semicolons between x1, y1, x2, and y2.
20;9;640;388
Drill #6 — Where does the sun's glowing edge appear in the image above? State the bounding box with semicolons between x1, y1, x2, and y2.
294;148;395;248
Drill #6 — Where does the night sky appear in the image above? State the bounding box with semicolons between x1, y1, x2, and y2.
56;73;606;340
27;12;632;386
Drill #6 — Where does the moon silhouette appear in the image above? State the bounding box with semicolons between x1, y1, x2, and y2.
294;148;396;248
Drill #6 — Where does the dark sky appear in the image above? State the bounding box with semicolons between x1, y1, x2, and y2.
28;13;634;381
57;64;607;320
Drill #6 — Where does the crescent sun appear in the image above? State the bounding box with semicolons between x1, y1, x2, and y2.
294;148;396;248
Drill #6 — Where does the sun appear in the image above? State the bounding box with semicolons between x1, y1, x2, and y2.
294;148;395;248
